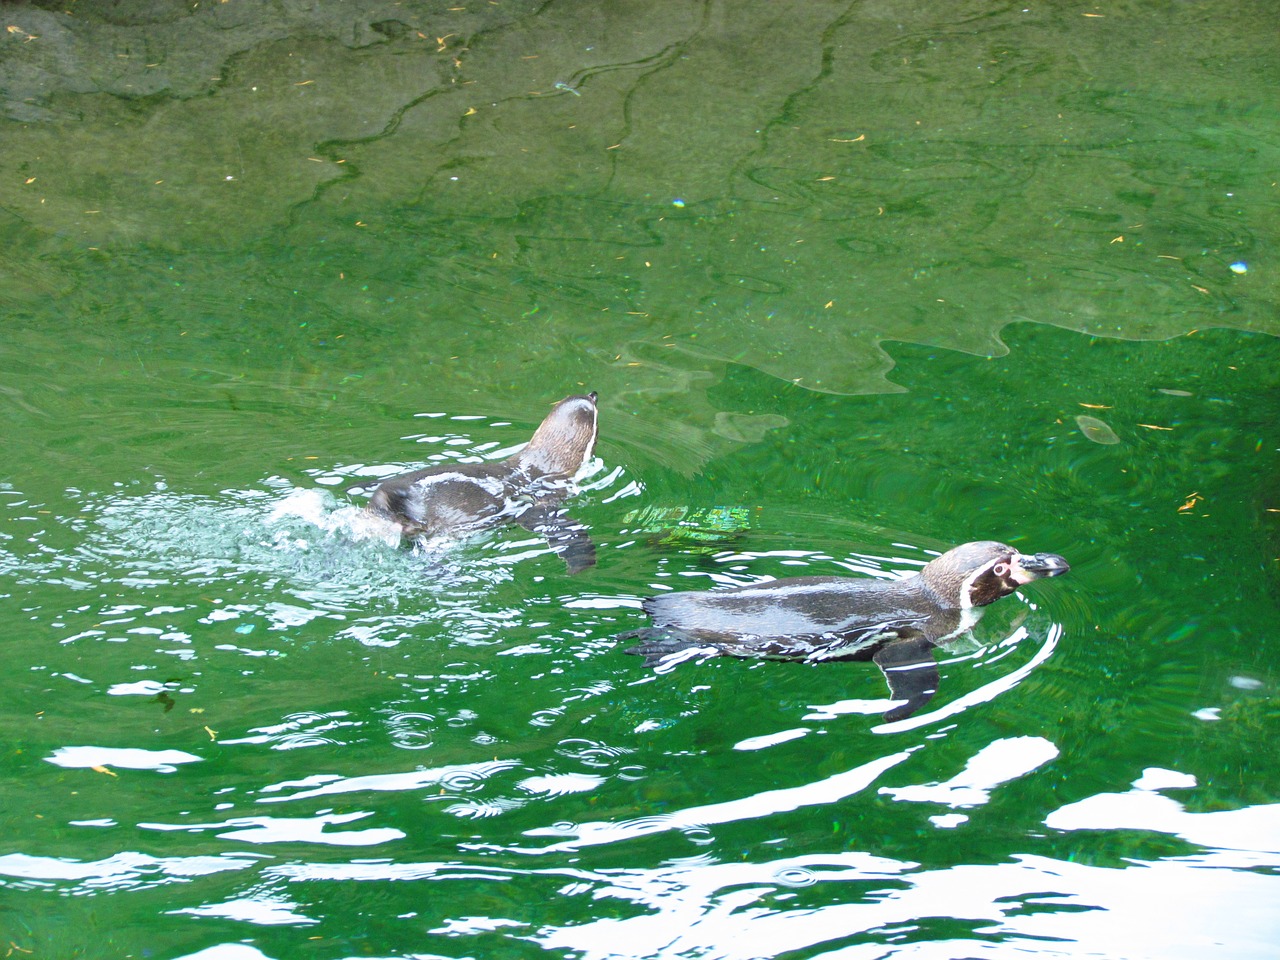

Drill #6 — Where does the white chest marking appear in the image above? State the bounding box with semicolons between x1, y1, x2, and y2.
937;605;984;643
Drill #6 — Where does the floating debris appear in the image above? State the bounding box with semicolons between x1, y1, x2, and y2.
1229;676;1264;691
1229;261;1248;274
1075;415;1121;445
1178;492;1204;513
622;505;754;549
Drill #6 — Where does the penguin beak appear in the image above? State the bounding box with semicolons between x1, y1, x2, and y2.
1011;552;1070;582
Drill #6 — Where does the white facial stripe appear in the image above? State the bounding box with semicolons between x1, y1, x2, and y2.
581;405;599;470
958;557;1003;609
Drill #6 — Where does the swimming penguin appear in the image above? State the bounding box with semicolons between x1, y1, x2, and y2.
619;540;1069;721
365;392;600;572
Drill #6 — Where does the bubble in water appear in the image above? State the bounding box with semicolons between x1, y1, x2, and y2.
773;866;817;887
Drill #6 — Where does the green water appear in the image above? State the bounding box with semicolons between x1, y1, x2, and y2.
2;1;1278;958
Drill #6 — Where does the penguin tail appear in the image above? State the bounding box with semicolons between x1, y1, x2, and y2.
618;629;720;672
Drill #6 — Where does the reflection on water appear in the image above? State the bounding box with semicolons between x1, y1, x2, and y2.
46;745;203;773
1048;768;1280;856
2;333;1278;957
8;729;1277;960
531;844;1280;960
2;0;1275;414
880;735;1060;815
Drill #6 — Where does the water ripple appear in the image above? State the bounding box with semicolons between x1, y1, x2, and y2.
255;759;521;803
0;851;260;893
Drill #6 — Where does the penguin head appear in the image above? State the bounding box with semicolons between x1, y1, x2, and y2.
517;392;599;477
922;540;1070;609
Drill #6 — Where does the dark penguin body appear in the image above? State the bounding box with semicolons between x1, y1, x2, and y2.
620;540;1069;721
367;392;599;572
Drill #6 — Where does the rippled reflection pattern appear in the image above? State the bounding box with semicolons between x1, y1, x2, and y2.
4;338;1279;959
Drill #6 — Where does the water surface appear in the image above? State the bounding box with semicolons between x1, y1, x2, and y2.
1;2;1278;958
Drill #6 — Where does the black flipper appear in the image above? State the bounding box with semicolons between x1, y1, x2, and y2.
872;635;940;722
619;630;718;670
517;506;596;574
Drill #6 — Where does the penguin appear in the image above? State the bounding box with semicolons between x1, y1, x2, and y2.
619;540;1069;721
364;392;599;572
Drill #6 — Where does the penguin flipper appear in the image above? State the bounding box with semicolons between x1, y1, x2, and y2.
872;635;940;722
619;630;719;672
517;506;596;574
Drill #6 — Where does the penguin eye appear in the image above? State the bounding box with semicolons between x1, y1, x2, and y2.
993;562;1010;578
